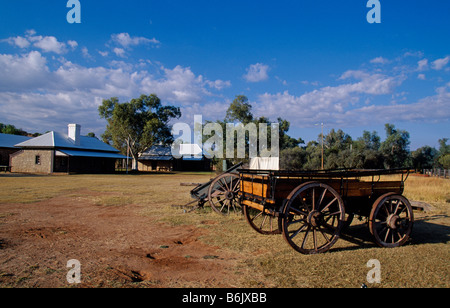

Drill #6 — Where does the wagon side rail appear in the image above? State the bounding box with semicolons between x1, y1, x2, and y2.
238;167;414;179
238;168;414;211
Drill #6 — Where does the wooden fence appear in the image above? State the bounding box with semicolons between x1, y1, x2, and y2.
423;169;450;179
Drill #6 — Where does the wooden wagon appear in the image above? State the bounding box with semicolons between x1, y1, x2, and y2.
238;168;415;254
181;163;242;214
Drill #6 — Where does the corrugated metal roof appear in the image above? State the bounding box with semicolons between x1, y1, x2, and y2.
140;145;173;156
58;149;127;159
139;145;209;161
15;131;120;153
0;133;32;149
139;155;173;161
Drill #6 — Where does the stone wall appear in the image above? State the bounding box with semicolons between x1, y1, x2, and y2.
10;149;54;174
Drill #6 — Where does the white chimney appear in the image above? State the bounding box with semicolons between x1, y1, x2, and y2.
68;124;81;146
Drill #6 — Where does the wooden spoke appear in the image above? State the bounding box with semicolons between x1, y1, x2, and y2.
208;173;241;215
243;205;281;235
281;182;345;254
369;193;414;248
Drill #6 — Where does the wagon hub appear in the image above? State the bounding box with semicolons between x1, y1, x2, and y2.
307;211;323;227
225;191;235;200
387;214;400;229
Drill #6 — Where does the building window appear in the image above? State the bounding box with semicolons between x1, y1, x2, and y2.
35;155;41;165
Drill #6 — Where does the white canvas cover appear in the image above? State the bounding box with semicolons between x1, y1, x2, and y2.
249;157;279;170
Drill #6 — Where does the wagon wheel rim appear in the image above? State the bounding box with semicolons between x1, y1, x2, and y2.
369;194;414;248
208;173;241;215
243;205;281;235
281;182;345;254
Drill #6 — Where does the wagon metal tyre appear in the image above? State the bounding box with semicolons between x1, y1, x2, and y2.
208;173;241;215
243;205;282;235
281;182;345;254
369;193;414;248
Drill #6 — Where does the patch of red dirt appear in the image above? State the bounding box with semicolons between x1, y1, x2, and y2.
0;192;239;288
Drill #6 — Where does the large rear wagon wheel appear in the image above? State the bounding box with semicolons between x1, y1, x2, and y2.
281;182;345;254
208;173;241;215
369;193;414;248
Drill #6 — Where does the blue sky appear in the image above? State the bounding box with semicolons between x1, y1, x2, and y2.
0;0;449;149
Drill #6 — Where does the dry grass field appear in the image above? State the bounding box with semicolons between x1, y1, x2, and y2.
0;171;448;288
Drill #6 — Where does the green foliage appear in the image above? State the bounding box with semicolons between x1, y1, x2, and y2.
279;124;433;171
98;94;181;160
224;95;253;124
436;139;450;168
208;95;300;169
303;141;322;170
438;154;450;169
0;123;28;136
280;147;306;170
277;118;304;150
412;146;438;169
438;138;450;155
379;124;411;169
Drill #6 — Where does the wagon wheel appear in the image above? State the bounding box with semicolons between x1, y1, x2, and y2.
208;173;241;215
369;193;414;248
281;182;345;254
243;205;281;235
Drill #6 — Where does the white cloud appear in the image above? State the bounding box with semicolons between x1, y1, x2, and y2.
29;35;67;54
0;51;50;91
431;56;450;70
111;33;160;48
0;48;230;134
339;70;400;95
98;50;109;57
67;40;78;50
417;59;428;71
335;85;450;124
243;63;269;82
255;82;450;128
1;30;75;55
417;73;426;80
206;79;231;90
2;36;31;48
254;70;403;127
370;56;389;64
113;47;126;58
81;47;94;60
300;80;320;86
141;65;218;104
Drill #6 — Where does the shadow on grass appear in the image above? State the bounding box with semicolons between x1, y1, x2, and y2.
331;214;449;253
0;173;48;178
412;215;450;245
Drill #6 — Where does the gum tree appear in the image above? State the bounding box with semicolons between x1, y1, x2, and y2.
99;94;181;169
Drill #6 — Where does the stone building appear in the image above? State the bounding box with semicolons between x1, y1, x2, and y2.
10;124;127;174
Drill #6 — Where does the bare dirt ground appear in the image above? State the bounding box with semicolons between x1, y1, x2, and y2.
1;173;449;288
0;189;240;288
